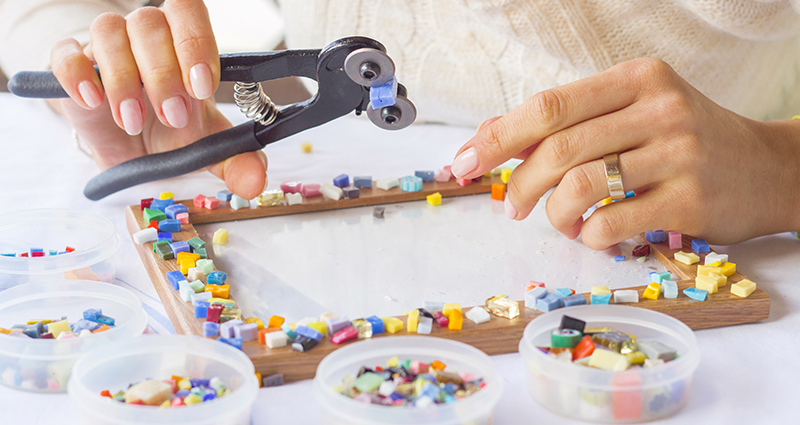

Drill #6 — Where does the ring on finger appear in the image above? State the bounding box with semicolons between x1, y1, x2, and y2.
603;153;625;200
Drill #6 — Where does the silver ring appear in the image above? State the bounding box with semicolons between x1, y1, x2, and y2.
603;154;625;200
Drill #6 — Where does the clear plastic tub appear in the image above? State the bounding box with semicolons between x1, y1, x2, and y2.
0;209;120;290
68;335;259;425
519;305;700;423
0;280;147;392
313;336;503;425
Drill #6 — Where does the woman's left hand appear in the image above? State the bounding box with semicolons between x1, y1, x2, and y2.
450;58;800;250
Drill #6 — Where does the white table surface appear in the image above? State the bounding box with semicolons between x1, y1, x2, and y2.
1;93;798;424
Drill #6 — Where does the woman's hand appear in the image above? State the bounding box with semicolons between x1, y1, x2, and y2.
451;58;800;250
48;0;267;199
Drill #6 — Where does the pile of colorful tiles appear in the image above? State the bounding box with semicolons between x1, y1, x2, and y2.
101;376;230;407
0;246;76;257
336;357;484;407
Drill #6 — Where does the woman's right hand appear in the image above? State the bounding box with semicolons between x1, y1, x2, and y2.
49;0;268;199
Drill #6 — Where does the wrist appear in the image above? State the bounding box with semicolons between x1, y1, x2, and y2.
758;118;800;232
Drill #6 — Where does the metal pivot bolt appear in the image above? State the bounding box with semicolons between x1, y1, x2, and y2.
359;62;380;82
381;106;401;125
367;83;416;130
344;48;395;87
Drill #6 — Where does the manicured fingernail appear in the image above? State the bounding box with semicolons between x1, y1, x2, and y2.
504;196;518;220
189;63;213;100
262;174;269;193
119;98;143;136
162;97;189;128
78;80;102;108
451;147;478;178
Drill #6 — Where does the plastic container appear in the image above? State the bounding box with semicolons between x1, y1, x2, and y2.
0;209;120;290
519;305;700;423
0;280;147;392
68;335;259;425
314;336;503;425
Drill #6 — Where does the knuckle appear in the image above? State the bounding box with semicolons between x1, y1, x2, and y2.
90;12;126;34
524;89;566;130
163;0;203;11
481;121;510;158
175;35;216;55
51;39;79;65
593;211;622;243
54;53;84;75
624;58;679;94
561;166;595;200
126;6;166;30
143;62;180;82
659;90;693;120
628;57;673;81
103;68;141;89
542;131;575;168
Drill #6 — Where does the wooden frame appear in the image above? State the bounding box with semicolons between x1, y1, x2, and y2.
126;176;770;382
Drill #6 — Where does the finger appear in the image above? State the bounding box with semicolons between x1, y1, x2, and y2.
476;116;501;133
579;188;674;250
61;98;147;169
126;7;191;129
162;0;220;100
83;43;94;62
208;150;268;200
451;59;656;179
504;105;653;218
542;148;663;237
50;38;104;109
90;13;146;135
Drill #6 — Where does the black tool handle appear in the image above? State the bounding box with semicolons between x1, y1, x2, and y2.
7;67;103;98
8;70;69;98
84;121;260;200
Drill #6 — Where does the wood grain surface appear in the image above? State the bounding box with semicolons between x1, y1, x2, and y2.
172;177;498;224
126;185;770;383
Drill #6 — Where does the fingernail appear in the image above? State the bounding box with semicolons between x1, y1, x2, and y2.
119;98;143;136
451;147;478;178
262;174;269;194
189;63;213;100
78;81;102;108
162;97;189;128
504;196;518;220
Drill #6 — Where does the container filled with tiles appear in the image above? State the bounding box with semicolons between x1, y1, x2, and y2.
313;336;503;425
0;280;147;392
68;334;259;425
519;304;700;423
0;209;120;290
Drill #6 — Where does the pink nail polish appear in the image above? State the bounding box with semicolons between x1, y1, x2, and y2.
162;97;189;128
451;147;478;178
78;81;102;108
504;196;518;220
119;98;143;136
189;63;213;99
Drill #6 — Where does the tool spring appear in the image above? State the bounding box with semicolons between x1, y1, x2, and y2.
233;81;279;126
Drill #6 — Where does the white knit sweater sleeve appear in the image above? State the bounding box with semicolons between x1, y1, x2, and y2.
279;0;800;124
0;0;145;76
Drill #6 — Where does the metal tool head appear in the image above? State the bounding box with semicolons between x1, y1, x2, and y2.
367;83;416;130
344;48;396;87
